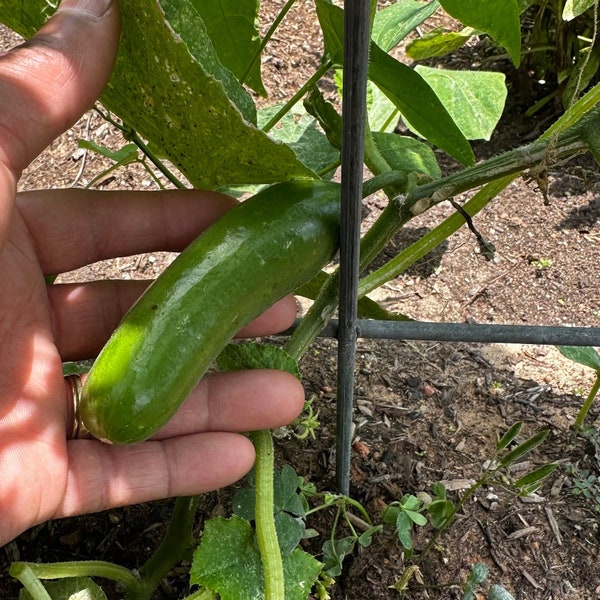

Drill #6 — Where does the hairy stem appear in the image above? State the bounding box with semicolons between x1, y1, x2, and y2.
252;430;284;600
10;560;139;590
9;564;53;600
262;61;332;133
358;175;515;296
574;373;600;430
241;0;297;87
285;108;597;358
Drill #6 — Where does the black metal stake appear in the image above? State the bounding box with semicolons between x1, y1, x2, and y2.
337;0;371;495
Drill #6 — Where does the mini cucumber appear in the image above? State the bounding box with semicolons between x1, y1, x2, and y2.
80;180;340;444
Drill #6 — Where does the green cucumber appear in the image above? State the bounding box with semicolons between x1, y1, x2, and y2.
80;180;340;444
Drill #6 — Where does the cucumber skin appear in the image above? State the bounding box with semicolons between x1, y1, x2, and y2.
80;180;340;444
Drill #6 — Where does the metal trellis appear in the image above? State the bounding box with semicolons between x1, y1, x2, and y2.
335;0;600;496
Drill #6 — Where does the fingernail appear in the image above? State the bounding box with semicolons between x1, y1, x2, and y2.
58;0;113;18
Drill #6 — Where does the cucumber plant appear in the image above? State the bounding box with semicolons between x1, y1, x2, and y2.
1;0;599;598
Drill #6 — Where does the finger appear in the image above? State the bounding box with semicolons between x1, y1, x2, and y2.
18;189;237;275
0;0;119;175
59;369;305;516
153;369;305;439
58;432;256;517
50;280;297;360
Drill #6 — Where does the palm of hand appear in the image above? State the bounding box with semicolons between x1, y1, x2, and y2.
0;207;68;543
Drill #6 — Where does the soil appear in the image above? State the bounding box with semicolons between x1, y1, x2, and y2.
1;3;600;600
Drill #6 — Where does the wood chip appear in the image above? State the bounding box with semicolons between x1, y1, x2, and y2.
439;478;476;491
520;567;542;588
507;526;538;540
545;506;562;546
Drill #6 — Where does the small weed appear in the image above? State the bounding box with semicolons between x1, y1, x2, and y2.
489;380;505;396
531;257;553;270
570;468;600;512
567;426;600;513
462;562;516;600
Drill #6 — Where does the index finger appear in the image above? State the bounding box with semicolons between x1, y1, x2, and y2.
18;188;237;275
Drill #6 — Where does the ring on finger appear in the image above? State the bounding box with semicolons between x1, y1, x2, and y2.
65;373;92;440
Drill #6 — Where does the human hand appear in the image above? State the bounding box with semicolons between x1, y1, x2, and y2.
0;0;304;546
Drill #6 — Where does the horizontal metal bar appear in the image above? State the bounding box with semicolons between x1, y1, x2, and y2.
285;319;600;347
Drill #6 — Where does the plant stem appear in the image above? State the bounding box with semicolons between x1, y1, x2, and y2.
358;175;515;296
9;560;139;589
574;373;600;430
240;0;297;87
395;123;591;221
416;478;487;562
343;495;374;524
95;107;187;189
262;61;333;133
85;154;139;189
362;171;407;197
285;110;596;359
251;430;284;600
12;498;200;600
9;564;53;600
124;128;187;189
127;496;201;600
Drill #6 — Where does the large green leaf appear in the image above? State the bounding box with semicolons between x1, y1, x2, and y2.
315;0;345;66
438;0;521;66
0;0;314;188
367;81;399;133
558;346;600;372
414;65;507;140
258;104;340;175
315;0;473;165
190;515;322;600
190;0;265;95
372;0;440;52
369;44;475;165
160;0;255;122
371;131;442;176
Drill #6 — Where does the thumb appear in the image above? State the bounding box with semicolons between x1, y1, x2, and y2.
0;0;120;176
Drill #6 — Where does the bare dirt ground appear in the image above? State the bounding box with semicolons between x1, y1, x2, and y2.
1;2;600;599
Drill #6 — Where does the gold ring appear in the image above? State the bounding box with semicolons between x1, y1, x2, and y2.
65;374;92;440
